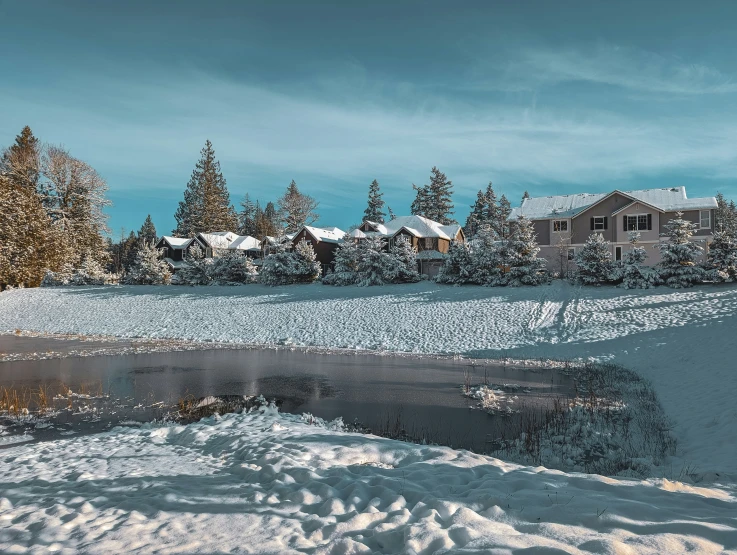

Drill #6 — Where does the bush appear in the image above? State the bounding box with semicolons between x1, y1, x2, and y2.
260;240;321;286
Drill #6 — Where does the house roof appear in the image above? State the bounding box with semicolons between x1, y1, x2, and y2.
297;226;347;244
160;236;194;248
198;232;261;251
365;216;459;240
228;235;261;251
509;187;718;220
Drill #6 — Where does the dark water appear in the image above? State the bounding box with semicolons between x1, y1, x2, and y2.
0;337;573;452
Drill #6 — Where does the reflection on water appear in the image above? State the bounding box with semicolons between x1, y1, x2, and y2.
0;338;574;452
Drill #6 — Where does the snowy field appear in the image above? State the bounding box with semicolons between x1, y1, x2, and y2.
2;281;736;480
0;408;735;554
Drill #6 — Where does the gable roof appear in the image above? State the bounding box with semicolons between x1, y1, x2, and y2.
198;231;261;251
159;236;195;249
296;226;346;244
365;216;458;240
510;187;717;220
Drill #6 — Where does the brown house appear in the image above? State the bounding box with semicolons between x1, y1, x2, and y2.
509;187;718;272
352;215;465;277
291;226;346;275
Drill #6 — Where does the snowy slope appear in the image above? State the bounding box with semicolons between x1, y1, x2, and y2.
0;409;735;554
1;282;737;479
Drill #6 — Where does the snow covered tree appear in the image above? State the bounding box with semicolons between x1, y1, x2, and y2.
495;195;512;239
521;190;530;203
122;241;171;285
387;206;397;221
1;126;40;193
505;216;548;286
387;236;420;283
410;183;430;217
138;215;157;245
355;236;394;286
173;140;238;237
575;233;615;285
617;232;658;289
426;167;455;224
705;228;737;282
322;237;361;286
209;252;258;285
260;239;321;286
715;192;737;233
470;224;503;286
238;194;257;236
278;181;319;233
464;189;487;238
69;256;115;285
656;212;705;288
175;245;213;286
363;179;386;223
435;241;474;285
0;174;63;289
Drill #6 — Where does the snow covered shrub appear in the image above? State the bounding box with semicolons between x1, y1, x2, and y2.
386;236;420;283
260;239;321;286
616;232;658;289
175;245;213;286
504;216;548;286
355;236;393;286
40;264;75;287
469;224;504;286
656;212;705;288
575;233;615;285
435;241;474;285
41;257;117;286
122;241;171;285
322;237;360;286
209;252;258;285
705;228;737;282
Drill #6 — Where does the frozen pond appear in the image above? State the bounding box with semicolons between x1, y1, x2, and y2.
0;336;573;452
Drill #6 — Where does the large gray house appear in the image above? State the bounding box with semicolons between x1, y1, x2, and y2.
509;186;718;271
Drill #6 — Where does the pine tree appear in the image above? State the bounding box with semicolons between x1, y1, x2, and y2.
505;216;547;286
575;233;614;285
617;232;658;289
435;241;474;285
355;236;394;286
209;252;258;285
464;190;487;238
495;194;512;239
278;180;319;233
138;215;157;245
426;167;455;224
470;224;503;286
715;192;737;233
363;179;386;223
175;244;213;286
173;140;238;237
706;228;737;282
387;236;420;283
260;239;321;286
122;241;171;285
238;194;257;236
0;174;63;289
122;231;138;270
410;183;430;217
387;206;397;221
656;212;705;288
483;182;498;228
522;191;530;203
322;237;361;286
1;126;40;193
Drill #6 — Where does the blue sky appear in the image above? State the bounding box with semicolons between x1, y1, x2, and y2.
1;0;736;237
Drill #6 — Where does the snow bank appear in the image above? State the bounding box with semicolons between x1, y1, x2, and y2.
0;410;734;554
1;281;737;479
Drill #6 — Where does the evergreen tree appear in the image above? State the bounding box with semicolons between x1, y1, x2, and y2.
363;179;386;223
426;167;455;224
122;231;138;270
575;233;614;285
322;237;361;286
0;174;63;289
464;189;487;238
355;236;394;286
122;241;171;285
410;183;430;217
260;239;321;285
263;202;280;235
521;191;530;204
483;182;498;228
387;236;420;283
505;216;548;286
138;215;157;245
173;140;238;237
495;194;512;239
387;206;397;221
656;212;705;288
470;224;503;286
278;180;319;233
706;228;737;282
1;126;40;192
715;192;737;233
238;194;257;236
435;241;474;285
175;245;213;286
617;232;658;289
209;252;258;285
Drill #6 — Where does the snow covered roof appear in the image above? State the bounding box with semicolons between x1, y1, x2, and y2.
198;232;261;251
365;216;461;240
299;226;346;244
509;187;718;220
161;236;194;249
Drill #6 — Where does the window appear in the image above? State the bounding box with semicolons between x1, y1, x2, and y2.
625;214;652;231
593;216;606;230
553;220;568;232
700;210;711;229
567;248;575;261
424;237;437;249
615;246;622;261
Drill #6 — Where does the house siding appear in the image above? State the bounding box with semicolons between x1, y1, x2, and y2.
571;193;631;244
292;230;340;272
660;209;714;237
614;202;660;243
532;220;551;246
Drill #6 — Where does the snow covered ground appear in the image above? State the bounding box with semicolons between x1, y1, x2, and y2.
1;408;735;554
2;281;736;480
